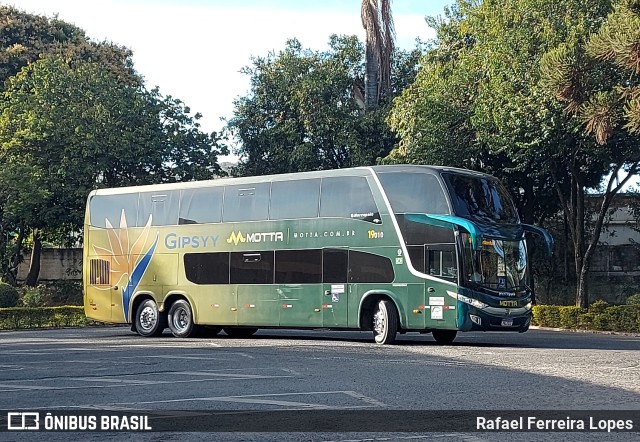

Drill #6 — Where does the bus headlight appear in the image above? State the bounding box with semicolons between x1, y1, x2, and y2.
458;294;487;310
525;302;532;310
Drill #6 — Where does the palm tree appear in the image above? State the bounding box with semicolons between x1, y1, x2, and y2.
361;0;395;110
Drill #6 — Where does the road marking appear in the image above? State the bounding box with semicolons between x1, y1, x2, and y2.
0;370;295;392
106;390;387;409
343;391;387;407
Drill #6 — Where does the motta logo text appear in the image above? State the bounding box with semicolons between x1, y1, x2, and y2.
226;231;284;246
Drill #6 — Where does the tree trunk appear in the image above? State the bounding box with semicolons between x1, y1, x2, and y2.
5;225;25;286
24;228;42;287
364;45;379;111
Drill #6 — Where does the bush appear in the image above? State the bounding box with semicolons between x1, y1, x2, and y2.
532;302;640;333
0;306;92;329
0;282;19;308
558;306;582;329
626;294;640;305
43;280;83;306
588;300;609;314
19;286;45;307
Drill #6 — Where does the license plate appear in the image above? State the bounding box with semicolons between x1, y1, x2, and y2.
501;319;513;327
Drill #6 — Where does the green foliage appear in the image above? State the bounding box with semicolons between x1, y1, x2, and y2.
0;5;140;86
227;35;421;176
0;282;19;308
541;0;640;141
18;281;82;307
0;6;227;283
626;293;640;305
589;299;610;314
19;286;44;308
532;302;640;332
0;306;91;329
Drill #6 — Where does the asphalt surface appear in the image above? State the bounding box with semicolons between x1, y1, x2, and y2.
0;326;639;441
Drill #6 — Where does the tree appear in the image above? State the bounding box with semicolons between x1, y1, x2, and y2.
0;5;140;86
227;35;421;177
0;57;226;284
385;0;623;307
361;0;395;110
540;0;640;307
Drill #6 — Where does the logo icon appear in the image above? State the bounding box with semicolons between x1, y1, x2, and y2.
227;231;246;246
7;412;40;430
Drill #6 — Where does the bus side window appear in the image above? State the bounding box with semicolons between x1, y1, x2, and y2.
184;253;230;284
89;193;139;228
407;246;425;273
230;251;274;284
223;183;270;222
320;176;379;222
138;190;180;226
426;247;457;280
348;251;395;283
270;180;320;220
275;249;322;283
179;187;223;224
323;249;348;283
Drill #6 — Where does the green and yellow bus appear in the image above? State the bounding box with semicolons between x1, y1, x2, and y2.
83;165;552;344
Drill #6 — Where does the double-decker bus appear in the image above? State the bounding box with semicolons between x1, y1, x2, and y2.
83;165;552;344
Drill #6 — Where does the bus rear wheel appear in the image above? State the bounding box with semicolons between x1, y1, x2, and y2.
432;329;457;345
135;299;166;337
168;299;198;338
223;327;258;338
372;299;398;345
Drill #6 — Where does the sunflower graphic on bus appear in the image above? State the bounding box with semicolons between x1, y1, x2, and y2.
90;210;158;321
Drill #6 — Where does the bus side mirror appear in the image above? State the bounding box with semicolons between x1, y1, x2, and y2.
522;224;554;258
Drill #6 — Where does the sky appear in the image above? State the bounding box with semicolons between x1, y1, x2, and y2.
11;0;452;160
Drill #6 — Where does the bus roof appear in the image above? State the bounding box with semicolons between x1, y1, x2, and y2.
88;164;495;197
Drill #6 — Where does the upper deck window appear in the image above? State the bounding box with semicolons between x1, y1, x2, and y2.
223;183;270;222
320;176;379;222
89;193;139;228
377;172;449;214
138;190;180;226
443;173;519;224
270;179;320;220
179;187;223;224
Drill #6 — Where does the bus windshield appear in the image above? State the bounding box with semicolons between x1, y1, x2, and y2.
462;234;528;292
443;173;519;223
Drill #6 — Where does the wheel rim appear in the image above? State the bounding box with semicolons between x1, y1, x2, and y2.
139;305;157;331
373;306;386;337
171;306;189;332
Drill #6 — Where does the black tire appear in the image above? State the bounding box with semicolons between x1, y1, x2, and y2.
167;299;198;338
432;329;457;345
372;299;399;344
134;299;166;337
223;327;258;338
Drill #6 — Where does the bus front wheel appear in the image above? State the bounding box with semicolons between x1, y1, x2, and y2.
168;299;198;338
432;329;457;345
135;299;166;337
372;299;398;345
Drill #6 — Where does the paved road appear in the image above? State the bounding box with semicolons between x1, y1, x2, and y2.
0;326;639;441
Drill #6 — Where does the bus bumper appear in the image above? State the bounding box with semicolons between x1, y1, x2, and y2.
458;303;531;332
